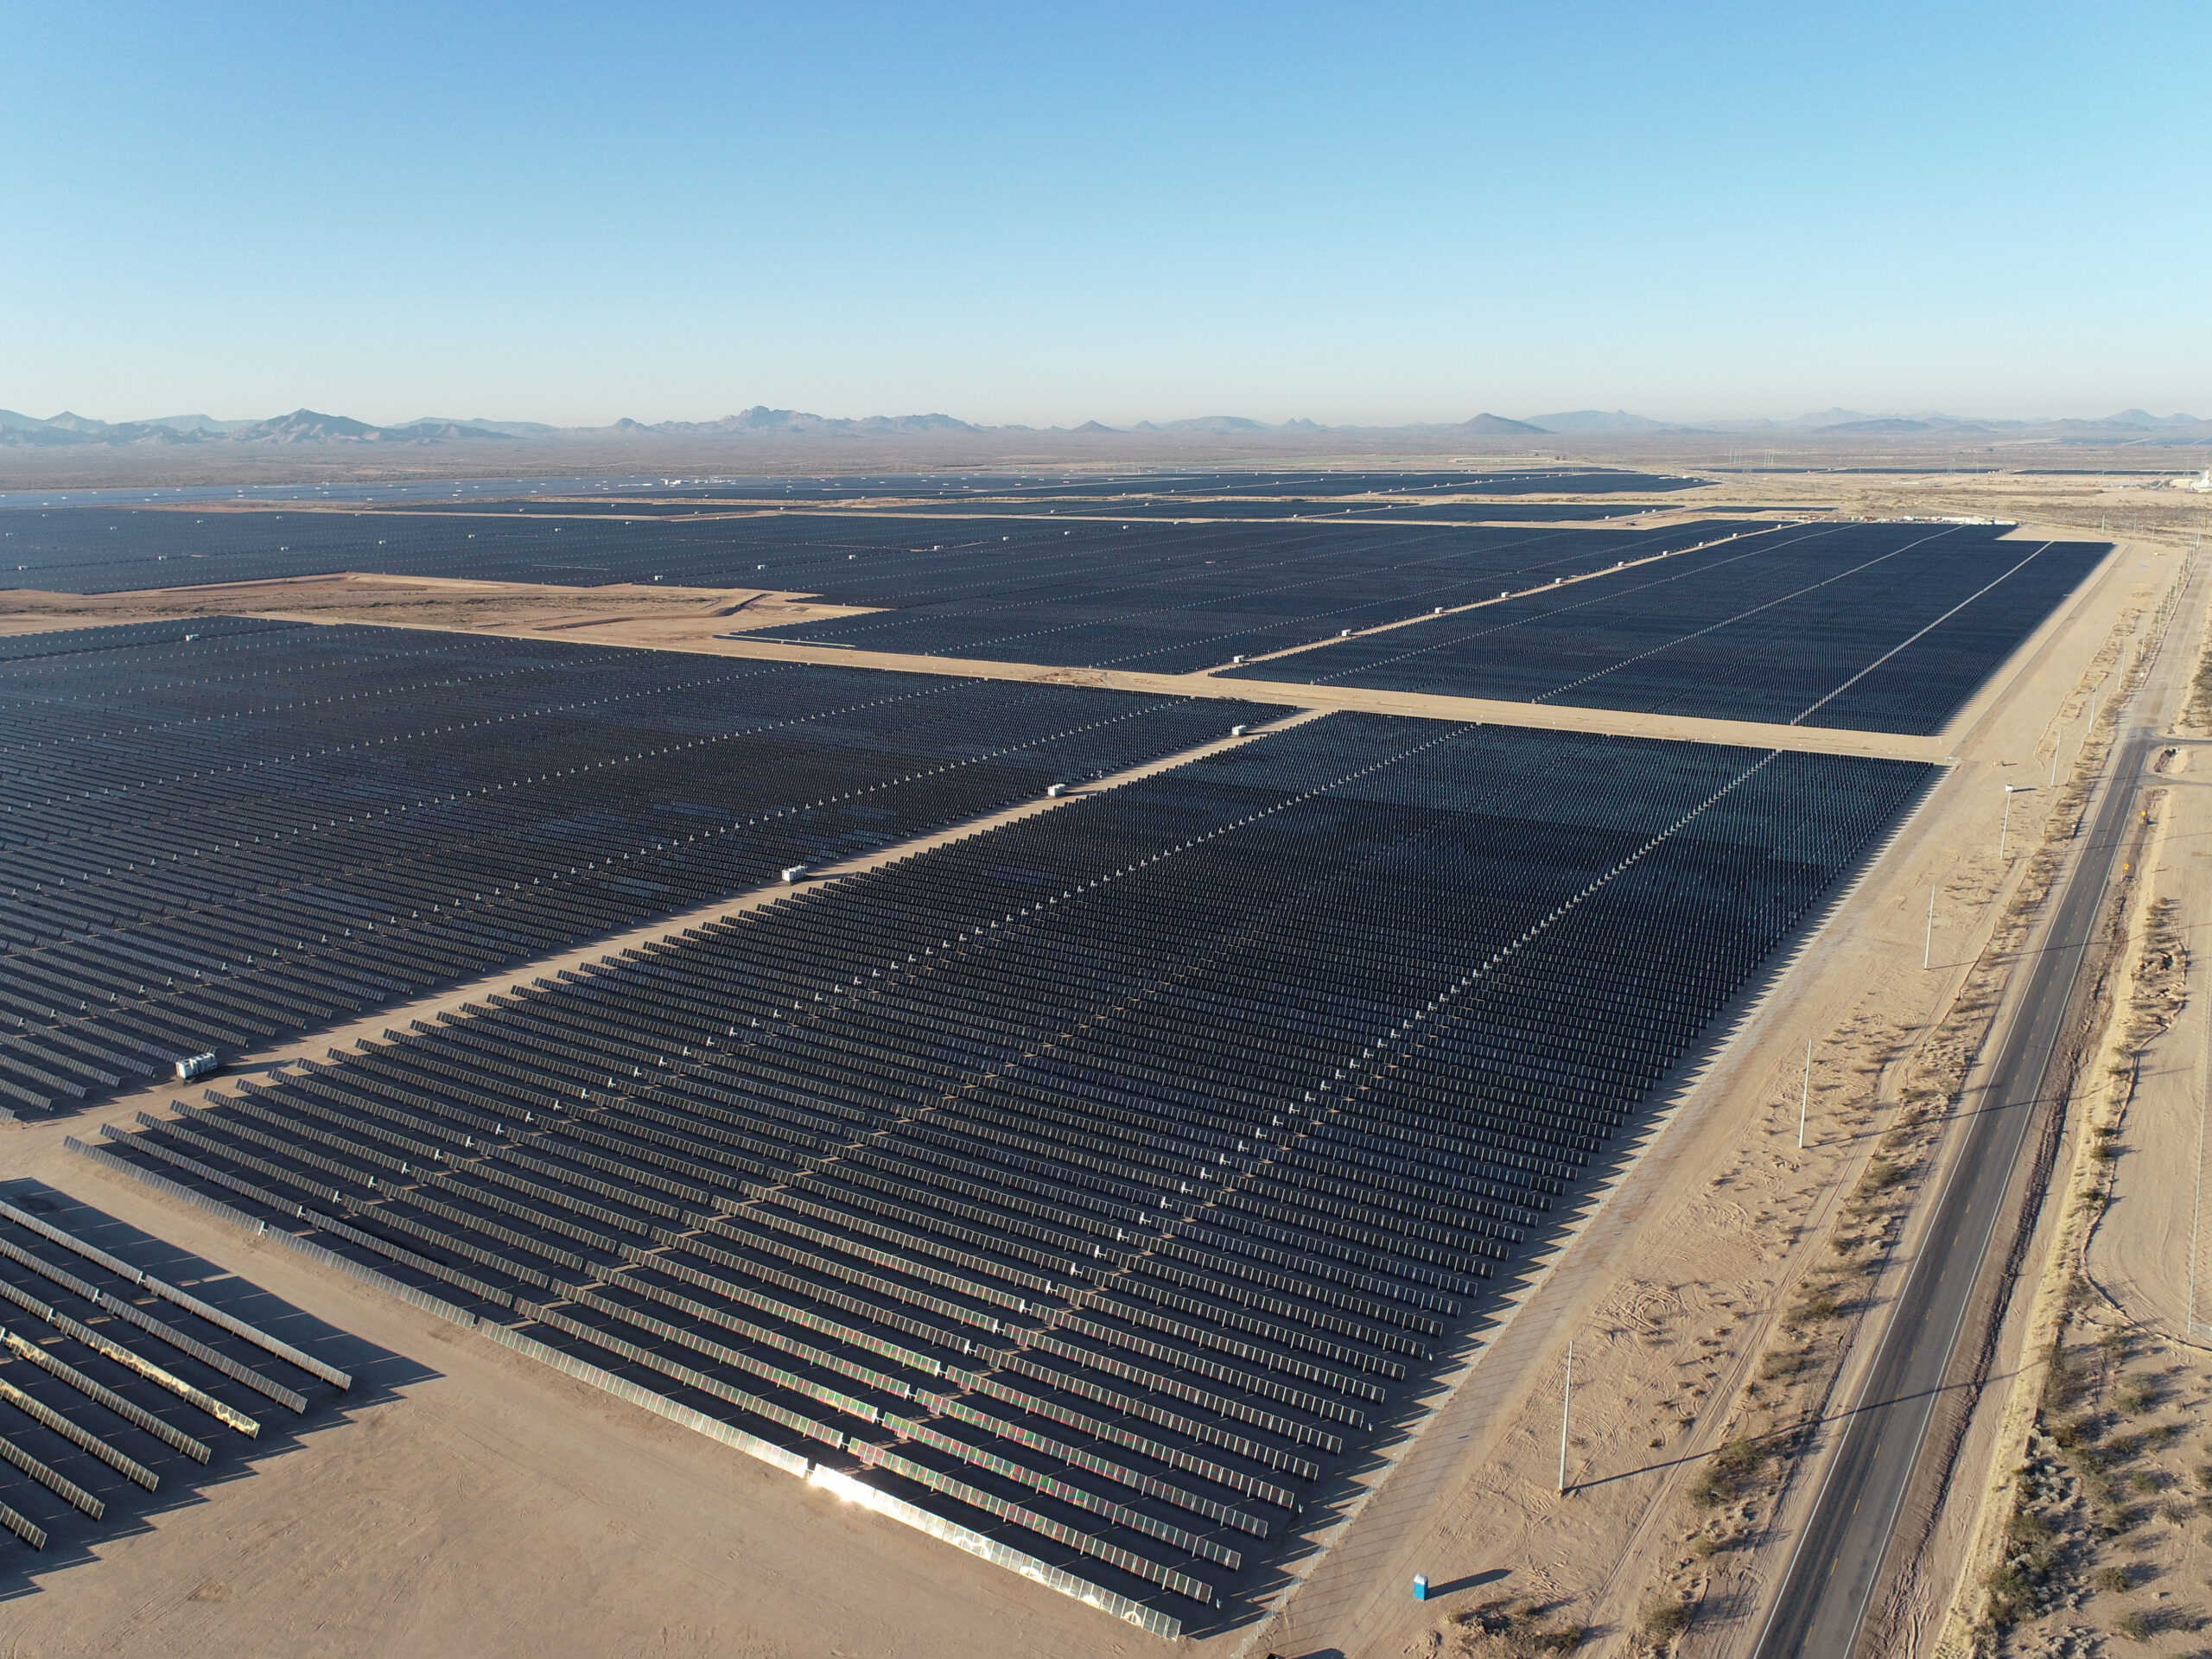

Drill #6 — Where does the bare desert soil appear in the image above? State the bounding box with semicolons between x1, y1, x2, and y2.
0;571;870;642
1;472;2202;1658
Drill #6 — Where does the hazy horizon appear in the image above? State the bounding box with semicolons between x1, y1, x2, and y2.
7;401;2206;433
7;2;2206;424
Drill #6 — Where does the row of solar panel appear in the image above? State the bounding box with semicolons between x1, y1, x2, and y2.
0;1192;352;1553
92;715;1931;1618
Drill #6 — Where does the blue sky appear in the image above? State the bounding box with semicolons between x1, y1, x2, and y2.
5;1;2204;426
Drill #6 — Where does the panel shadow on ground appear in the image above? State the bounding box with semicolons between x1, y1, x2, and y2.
0;1179;422;1594
82;713;1934;1633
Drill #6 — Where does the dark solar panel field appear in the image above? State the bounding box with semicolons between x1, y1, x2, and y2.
1224;522;2112;734
737;521;1758;672
392;499;1664;524
567;467;1707;502
0;507;759;594
86;713;1931;1629
2;506;1715;600
0;620;1273;1116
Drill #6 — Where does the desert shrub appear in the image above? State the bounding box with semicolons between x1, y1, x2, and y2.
1639;1598;1691;1640
1861;1158;1905;1193
1450;1599;1586;1656
1793;1285;1845;1325
2113;1373;2158;1414
1688;1438;1768;1509
2005;1508;2058;1563
1984;1560;2032;1626
2093;1501;2141;1538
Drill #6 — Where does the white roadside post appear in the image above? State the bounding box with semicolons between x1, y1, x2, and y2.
1557;1339;1574;1497
1799;1039;1811;1149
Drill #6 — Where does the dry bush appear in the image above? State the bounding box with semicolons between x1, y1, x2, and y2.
1687;1438;1767;1509
2112;1373;2158;1415
1639;1598;1691;1641
1449;1598;1587;1656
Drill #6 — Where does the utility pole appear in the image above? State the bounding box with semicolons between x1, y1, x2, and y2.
1557;1340;1574;1497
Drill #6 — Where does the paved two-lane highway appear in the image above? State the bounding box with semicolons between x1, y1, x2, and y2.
1754;723;2164;1656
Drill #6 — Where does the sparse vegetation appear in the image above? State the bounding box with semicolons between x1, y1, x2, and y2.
1447;1598;1587;1656
1688;1437;1768;1509
1955;802;2205;1655
2113;1373;2158;1415
1639;1597;1691;1641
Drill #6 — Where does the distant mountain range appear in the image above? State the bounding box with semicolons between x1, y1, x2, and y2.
2;403;2205;448
0;408;518;446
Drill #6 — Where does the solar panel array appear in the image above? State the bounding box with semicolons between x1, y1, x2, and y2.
0;620;1273;1116
0;506;1729;601
529;467;1707;502
858;500;1666;524
91;714;1931;1622
381;499;1663;524
1224;521;2112;734
737;520;1756;672
0;1190;354;1554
